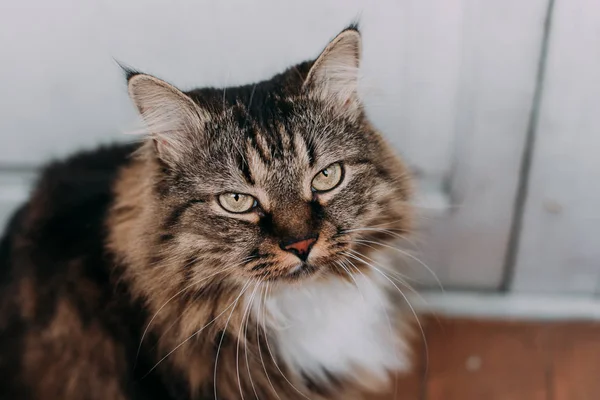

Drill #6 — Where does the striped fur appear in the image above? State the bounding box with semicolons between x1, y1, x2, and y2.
0;25;416;399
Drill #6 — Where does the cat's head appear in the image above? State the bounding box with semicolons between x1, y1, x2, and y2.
125;26;412;285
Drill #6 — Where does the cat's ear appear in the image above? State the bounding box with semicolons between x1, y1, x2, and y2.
303;26;362;114
127;71;208;163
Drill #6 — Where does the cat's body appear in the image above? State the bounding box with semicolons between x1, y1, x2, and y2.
0;144;172;399
0;26;415;399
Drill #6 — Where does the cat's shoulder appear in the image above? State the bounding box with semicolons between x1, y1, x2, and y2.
2;143;137;243
0;142;139;291
0;143;145;399
29;143;138;216
0;143;140;283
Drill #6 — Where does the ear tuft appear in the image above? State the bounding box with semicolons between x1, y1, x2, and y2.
303;27;362;114
345;20;360;33
113;59;142;82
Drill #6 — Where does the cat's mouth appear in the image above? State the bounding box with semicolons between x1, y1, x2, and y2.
285;262;319;280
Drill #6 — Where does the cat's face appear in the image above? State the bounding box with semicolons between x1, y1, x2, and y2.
128;27;411;284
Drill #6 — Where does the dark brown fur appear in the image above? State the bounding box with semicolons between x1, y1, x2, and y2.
0;26;413;399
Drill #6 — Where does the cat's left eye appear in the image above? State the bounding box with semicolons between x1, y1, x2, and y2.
312;163;343;192
218;193;257;213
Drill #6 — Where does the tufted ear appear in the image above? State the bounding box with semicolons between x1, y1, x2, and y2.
126;71;208;164
303;26;362;114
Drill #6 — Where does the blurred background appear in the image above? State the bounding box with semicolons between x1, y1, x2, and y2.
2;0;600;398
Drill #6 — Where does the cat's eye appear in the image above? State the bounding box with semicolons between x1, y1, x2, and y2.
311;163;343;192
218;193;257;213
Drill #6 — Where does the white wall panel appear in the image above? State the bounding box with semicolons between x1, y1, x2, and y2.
512;0;600;294
406;0;549;289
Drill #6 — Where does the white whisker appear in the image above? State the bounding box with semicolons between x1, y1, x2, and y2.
342;251;430;379
262;283;311;400
353;238;444;292
143;280;251;379
345;247;420;288
237;282;261;400
343;226;420;250
346;248;430;307
342;257;400;397
214;282;248;400
135;263;241;367
257;284;281;400
335;260;366;304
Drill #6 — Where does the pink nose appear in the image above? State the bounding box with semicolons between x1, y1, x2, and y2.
281;236;317;261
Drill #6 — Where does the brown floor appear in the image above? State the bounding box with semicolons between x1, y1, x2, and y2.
371;316;600;400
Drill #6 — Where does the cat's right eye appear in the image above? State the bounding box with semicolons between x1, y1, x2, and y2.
218;193;257;213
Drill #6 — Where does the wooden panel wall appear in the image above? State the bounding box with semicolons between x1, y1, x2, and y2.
512;0;600;294
403;0;550;289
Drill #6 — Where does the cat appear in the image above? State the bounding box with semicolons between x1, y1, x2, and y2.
0;25;415;399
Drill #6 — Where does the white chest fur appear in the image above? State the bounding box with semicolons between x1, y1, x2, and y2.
259;273;411;383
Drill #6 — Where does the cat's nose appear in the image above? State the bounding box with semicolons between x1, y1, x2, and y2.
280;235;318;261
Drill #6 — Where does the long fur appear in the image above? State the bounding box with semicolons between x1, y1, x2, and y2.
0;26;415;399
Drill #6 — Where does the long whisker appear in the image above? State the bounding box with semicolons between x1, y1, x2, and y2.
214;282;249;400
150;257;258;346
342;251;430;379
345;248;422;294
347;248;440;327
365;217;421;229
343;227;420;249
353;238;444;292
342;245;417;285
135;263;242;367
344;226;406;238
346;248;433;315
335;260;366;304
237;282;261;400
262;283;311;400
244;281;262;400
342;257;400;398
257;284;281;400
143;280;251;378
